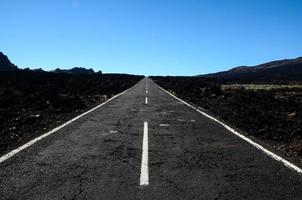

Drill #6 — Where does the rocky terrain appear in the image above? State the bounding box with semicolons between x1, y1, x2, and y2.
152;76;302;165
0;52;143;155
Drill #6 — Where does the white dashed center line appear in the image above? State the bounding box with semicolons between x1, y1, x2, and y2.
140;122;149;186
145;97;148;104
109;130;118;133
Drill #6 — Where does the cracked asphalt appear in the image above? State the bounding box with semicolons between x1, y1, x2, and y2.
0;77;302;200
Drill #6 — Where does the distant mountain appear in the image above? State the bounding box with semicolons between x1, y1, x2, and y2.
0;52;101;74
33;68;45;72
53;67;96;75
201;57;302;82
0;52;18;71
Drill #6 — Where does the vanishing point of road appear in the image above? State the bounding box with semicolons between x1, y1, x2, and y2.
0;77;302;200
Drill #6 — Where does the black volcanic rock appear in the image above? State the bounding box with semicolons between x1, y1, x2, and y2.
0;52;18;71
54;67;95;75
202;57;302;82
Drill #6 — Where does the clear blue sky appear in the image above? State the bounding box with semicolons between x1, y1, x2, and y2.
1;0;302;75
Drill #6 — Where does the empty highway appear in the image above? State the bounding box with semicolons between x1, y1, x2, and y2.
0;77;302;200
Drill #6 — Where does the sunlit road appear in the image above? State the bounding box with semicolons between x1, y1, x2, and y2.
1;77;302;200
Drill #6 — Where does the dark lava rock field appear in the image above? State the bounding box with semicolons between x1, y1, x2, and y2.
0;71;143;156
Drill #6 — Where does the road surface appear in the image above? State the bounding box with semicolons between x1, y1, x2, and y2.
0;77;302;200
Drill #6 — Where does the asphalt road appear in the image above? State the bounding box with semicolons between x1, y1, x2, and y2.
0;77;302;200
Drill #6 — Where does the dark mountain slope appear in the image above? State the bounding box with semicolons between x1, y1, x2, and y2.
202;57;302;82
0;52;18;71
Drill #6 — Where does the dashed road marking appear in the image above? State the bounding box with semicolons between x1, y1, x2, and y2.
109;130;118;133
140;122;149;186
145;97;148;104
159;123;170;127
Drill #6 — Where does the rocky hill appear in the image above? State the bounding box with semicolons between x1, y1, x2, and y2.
0;52;18;71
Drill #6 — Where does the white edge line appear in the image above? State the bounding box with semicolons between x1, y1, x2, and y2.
151;79;302;174
0;79;144;164
140;121;149;186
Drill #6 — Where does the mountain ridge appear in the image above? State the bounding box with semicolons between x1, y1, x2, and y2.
201;56;302;82
53;67;98;75
0;52;101;74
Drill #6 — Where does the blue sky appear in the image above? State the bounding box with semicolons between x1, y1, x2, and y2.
1;0;302;75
